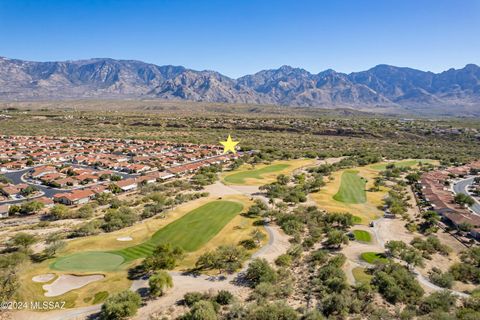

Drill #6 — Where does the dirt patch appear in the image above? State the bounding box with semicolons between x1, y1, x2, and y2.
204;181;243;197
43;274;105;297
32;273;56;283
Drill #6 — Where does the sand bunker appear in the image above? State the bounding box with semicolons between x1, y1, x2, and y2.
32;273;55;283
43;274;104;297
116;236;133;241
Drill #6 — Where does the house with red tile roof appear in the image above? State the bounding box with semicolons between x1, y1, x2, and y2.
116;178;138;192
53;189;94;205
36;196;54;208
420;162;480;240
31;166;57;178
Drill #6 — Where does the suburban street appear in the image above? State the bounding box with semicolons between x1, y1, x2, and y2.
2;166;135;205
452;177;480;215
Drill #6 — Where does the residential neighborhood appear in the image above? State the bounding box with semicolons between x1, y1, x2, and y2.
0;135;237;217
417;160;480;241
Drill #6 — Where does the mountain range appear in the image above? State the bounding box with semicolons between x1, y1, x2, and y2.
1;56;480;115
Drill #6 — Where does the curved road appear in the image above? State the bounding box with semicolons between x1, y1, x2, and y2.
2;166;135;205
452;177;480;215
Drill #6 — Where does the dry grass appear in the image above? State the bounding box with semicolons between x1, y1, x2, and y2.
310;165;387;224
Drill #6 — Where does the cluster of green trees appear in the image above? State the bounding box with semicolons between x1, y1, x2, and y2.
191;164;221;187
8;200;44;215
381;164;411;180
372;262;424;304
140;179;194;196
141;192;170;219
410;236;451;258
245;199;269;218
449;247;480;284
454;193;475;207
141;245;178;299
195;245;249;274
102;206;138;232
428;267;455;288
148;270;173;297
141;243;184;274
259;172;326;205
312;253;374;318
92;191;114;205
173;192;209;206
63;203;137;238
260;178;305;204
178;290;235;320
238;228;266;250
385;240;424;269
246;258;294;302
384;184;411;217
416;210;441;235
99;290;142;320
141;190;208;219
49;203;96;220
276;206;353;250
71;219;102;237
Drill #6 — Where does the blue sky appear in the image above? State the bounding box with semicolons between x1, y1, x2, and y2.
0;0;478;78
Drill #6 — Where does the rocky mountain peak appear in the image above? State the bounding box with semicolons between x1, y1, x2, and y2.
0;57;479;115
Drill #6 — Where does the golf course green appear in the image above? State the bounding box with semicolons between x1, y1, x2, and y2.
224;164;290;184
360;252;389;264
352;230;372;242
50;200;243;272
333;170;367;204
51;252;125;272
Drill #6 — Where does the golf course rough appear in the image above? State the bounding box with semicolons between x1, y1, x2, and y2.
224;164;290;184
50;200;244;272
333;170;367;204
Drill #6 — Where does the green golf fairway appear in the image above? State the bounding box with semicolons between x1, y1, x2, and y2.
224;164;290;184
370;159;433;171
333;170;367;204
114;200;243;261
50;200;243;272
51;252;125;272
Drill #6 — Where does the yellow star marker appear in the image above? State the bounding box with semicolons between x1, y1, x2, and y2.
220;135;239;154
